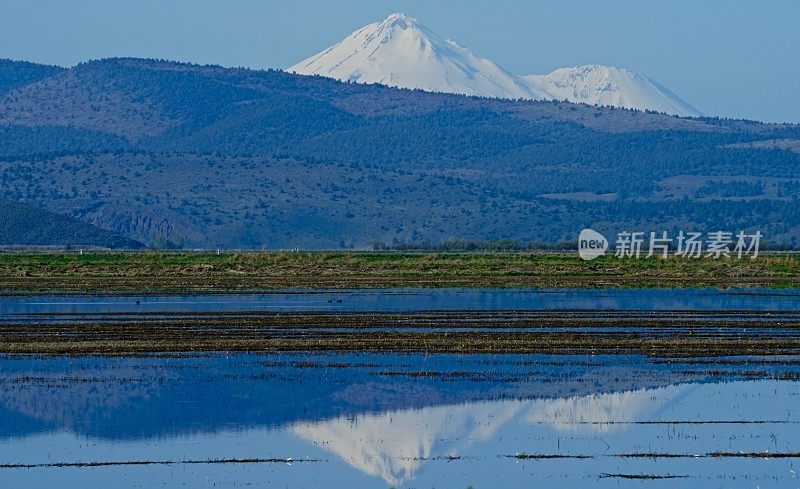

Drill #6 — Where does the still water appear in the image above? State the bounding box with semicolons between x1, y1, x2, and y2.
2;287;800;315
1;352;799;488
1;288;799;487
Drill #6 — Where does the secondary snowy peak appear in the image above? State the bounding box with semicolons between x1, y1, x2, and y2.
288;13;700;116
288;12;547;100
523;65;701;117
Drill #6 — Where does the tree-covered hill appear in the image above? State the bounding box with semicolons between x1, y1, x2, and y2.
0;59;64;96
0;198;143;248
0;58;798;248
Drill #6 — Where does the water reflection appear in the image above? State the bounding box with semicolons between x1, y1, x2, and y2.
1;353;799;488
291;381;799;487
292;385;694;485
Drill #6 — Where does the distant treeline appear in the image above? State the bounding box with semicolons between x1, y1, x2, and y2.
373;239;579;251
374;239;797;252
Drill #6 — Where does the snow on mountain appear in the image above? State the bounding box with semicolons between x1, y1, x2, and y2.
288;13;701;117
288;12;547;100
522;65;702;117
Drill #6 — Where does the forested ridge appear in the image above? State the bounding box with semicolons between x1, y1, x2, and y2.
0;57;798;248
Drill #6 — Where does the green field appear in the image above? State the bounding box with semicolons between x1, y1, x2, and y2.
1;251;799;292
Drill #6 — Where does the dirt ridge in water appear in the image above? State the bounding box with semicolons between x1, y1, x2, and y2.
4;309;800;357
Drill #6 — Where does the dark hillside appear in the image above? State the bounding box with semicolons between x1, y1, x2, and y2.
0;58;798;248
0;59;63;96
0;198;143;248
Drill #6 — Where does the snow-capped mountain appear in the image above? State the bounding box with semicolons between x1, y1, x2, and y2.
288;13;701;116
523;65;701;116
288;12;547;100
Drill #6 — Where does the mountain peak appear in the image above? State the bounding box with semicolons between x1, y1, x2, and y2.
288;14;699;116
523;65;702;116
381;12;419;29
289;12;542;99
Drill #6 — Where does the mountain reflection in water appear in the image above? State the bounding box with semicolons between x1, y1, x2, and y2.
1;353;799;488
292;384;694;485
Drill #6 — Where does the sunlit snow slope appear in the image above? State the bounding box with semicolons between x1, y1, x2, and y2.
289;13;701;116
288;12;546;100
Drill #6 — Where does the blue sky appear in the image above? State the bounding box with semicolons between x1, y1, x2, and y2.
1;0;798;122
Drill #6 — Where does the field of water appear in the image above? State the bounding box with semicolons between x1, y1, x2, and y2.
1;288;799;488
3;287;800;315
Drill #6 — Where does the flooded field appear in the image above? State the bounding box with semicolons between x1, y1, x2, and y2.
0;353;799;488
1;288;799;487
3;287;800;315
